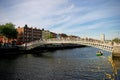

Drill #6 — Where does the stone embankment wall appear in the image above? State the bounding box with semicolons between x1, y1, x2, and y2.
112;46;120;57
31;43;86;51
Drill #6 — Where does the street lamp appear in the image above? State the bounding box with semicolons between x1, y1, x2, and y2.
24;24;28;50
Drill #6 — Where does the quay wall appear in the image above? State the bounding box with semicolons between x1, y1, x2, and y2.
30;43;86;51
0;43;87;54
112;46;120;57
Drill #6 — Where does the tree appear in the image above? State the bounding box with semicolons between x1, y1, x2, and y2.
112;38;120;43
0;23;18;39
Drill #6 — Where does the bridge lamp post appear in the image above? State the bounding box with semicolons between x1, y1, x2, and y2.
24;24;28;50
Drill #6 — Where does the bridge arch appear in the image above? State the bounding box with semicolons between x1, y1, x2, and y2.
20;40;113;53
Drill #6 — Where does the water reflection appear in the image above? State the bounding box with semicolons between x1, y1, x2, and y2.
0;47;120;80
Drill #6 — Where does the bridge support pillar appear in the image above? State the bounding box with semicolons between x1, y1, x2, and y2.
112;46;120;58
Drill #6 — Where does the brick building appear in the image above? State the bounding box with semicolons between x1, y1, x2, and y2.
17;25;42;44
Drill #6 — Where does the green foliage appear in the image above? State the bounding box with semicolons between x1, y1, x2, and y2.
0;23;18;39
49;34;54;38
112;38;120;43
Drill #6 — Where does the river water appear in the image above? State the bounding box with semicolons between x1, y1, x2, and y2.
0;46;120;80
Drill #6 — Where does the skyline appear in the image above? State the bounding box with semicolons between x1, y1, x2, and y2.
0;0;120;40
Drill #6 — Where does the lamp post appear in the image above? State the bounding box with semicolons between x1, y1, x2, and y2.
24;24;28;50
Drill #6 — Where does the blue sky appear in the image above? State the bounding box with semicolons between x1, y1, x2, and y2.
0;0;120;40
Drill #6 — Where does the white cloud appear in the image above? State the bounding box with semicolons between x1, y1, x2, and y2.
51;1;120;33
0;0;120;39
0;0;70;27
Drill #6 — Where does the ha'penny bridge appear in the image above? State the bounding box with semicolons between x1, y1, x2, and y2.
19;39;120;57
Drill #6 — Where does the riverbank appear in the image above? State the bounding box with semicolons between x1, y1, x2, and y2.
0;46;20;55
32;43;86;50
0;43;86;55
112;46;120;58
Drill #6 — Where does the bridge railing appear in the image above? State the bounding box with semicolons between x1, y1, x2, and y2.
20;38;117;52
21;39;113;46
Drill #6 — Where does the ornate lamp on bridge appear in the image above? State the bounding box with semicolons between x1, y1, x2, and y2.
24;24;28;50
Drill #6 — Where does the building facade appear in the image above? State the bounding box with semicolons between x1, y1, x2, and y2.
50;32;57;39
42;29;50;40
101;34;105;42
17;25;42;44
0;36;8;43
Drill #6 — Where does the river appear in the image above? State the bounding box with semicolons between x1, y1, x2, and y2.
0;46;120;80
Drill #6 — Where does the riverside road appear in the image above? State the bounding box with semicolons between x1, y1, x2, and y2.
0;47;120;80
